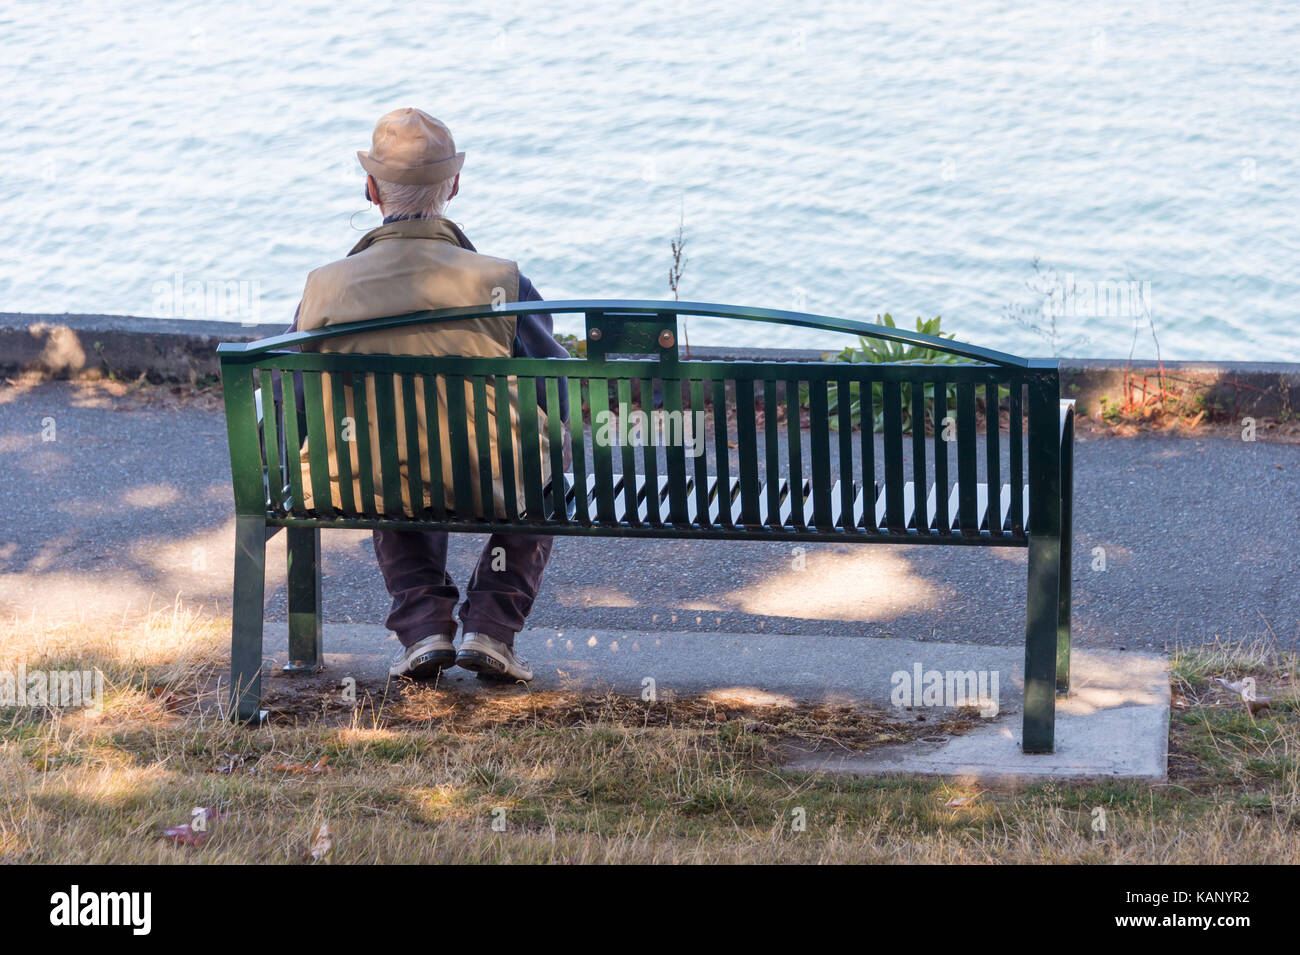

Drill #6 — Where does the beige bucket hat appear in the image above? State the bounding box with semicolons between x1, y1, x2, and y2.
357;108;465;184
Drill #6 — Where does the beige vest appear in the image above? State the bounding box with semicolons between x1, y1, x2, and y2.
294;217;550;518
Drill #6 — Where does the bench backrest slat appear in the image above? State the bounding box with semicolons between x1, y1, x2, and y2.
637;378;661;525
881;380;905;532
932;383;949;532
546;376;568;521
443;374;473;516
859;380;878;532
909;381;928;532
763;380;781;526
519;376;550;518
710;379;731;527
470;375;493;519
371;372;403;516
1008;382;1024;535
350;372;377;515
493;375;519;521
281;370;307;511
329;373;357;514
401;374;425;517
956;381;979;534
734;378;761;526
784;378;805;528
836;376;855;532
808;378;833;530
689;380;711;527
258;369;283;510
985;381;1002;536
588;376;616;522
619;379;641;525
568;378;591;523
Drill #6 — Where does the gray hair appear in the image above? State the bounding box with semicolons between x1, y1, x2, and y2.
373;176;455;219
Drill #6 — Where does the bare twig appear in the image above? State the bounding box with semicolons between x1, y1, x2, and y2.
669;200;689;358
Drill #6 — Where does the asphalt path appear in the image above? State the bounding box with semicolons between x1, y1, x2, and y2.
2;380;1296;654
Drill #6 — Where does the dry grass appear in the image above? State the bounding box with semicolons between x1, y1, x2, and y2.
0;609;1297;864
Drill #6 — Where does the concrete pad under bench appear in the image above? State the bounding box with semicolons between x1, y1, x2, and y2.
259;623;1169;781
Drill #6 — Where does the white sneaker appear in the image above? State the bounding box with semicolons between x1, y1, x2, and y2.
389;633;457;679
455;632;533;682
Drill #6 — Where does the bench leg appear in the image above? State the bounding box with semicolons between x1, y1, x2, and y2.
1056;444;1074;696
229;516;267;722
1023;534;1060;754
1056;507;1073;696
285;526;323;673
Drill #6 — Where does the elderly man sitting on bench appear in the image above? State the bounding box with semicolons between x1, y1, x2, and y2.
288;107;569;684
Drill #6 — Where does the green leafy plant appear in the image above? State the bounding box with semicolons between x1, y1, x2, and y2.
554;333;587;358
816;314;1002;433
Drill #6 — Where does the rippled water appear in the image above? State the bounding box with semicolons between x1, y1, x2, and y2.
1;0;1297;359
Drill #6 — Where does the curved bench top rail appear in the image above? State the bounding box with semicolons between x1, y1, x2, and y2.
216;299;1042;370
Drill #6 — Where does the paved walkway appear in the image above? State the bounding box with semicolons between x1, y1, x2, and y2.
2;380;1297;657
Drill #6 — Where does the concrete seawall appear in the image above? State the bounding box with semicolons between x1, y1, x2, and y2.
2;312;1295;419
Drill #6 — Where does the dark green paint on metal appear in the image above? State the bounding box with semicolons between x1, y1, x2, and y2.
734;378;760;526
516;376;546;519
711;379;732;527
956;382;978;535
472;376;494;520
279;370;306;513
568;378;590;524
444;374;473;517
546;377;567;523
881;380;905;533
330;372;356;515
402;374;425;516
494;375;519;521
785;379;805;528
372;372;403;516
351;374;377;515
763;379;780;527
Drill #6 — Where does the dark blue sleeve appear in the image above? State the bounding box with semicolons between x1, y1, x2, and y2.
513;275;570;423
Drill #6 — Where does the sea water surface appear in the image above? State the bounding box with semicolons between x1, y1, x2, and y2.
1;0;1297;359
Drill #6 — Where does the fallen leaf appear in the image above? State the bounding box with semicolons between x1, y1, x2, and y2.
268;756;332;775
162;807;223;847
161;824;208;847
1245;696;1273;717
308;822;332;861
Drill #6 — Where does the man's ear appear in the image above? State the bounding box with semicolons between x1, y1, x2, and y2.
365;175;380;207
447;174;460;202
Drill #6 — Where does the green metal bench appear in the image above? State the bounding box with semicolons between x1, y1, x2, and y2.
217;301;1075;752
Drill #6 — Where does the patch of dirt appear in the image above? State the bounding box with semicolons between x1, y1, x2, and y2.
241;670;987;752
1075;411;1300;443
1;371;224;411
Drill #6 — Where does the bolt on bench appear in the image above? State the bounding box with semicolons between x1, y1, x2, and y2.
218;301;1075;752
